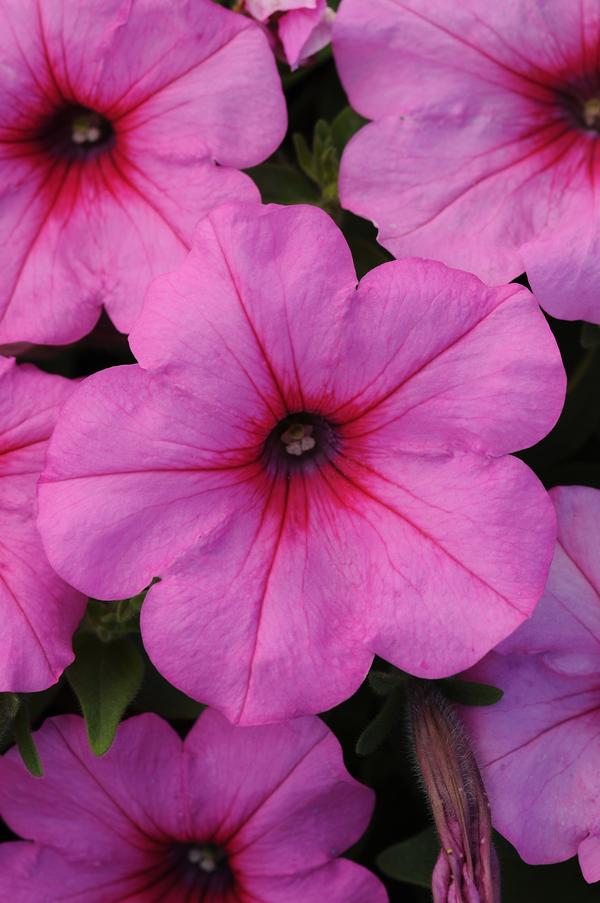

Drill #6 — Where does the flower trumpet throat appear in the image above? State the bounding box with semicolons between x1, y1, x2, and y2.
409;682;500;903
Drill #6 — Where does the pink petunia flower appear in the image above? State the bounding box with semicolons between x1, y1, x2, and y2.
0;357;85;691
461;485;600;884
0;709;386;902
334;0;600;324
37;203;565;725
244;0;335;70
0;0;286;345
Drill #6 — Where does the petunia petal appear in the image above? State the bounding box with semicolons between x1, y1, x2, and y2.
141;471;374;723
0;360;85;691
38;364;264;599
333;258;564;456
461;486;600;876
333;0;597;119
0;714;183;862
182;709;374;870
130;203;357;410
241;860;388;902
331;449;555;677
462;652;600;866
0;842;155;903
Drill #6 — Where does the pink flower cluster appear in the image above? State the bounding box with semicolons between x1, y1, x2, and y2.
1;0;599;896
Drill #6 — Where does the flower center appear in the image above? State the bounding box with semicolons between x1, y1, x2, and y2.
187;844;225;873
39;104;115;159
172;842;233;892
280;422;316;457
582;97;600;131
263;412;339;474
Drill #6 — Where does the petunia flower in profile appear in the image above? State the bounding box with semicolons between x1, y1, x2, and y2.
0;0;286;345
334;0;600;324
0;357;85;691
0;709;386;902
37;203;565;725
244;0;335;70
461;486;600;884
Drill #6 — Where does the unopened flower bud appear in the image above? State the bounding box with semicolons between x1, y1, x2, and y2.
408;681;500;903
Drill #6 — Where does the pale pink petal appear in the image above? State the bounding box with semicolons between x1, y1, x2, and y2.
0;360;85;691
143;449;552;720
579;834;600;884
0;714;183;862
333;0;596;119
522;194;600;324
141;475;374;723
496;487;600;671
339;111;586;284
246;0;317;22
462;652;600;866
87;154;258;335
461;487;600;878
0;158;104;344
130;203;357;408
242;861;388;902
182;709;374;869
38;364;264;599
334;259;564;456
117;21;286;170
279;1;334;70
336;451;555;677
0;843;152;903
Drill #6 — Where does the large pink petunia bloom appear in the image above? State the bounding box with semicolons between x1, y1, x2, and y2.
334;0;600;324
37;203;565;724
461;486;600;884
0;710;386;902
0;0;285;345
0;357;85;691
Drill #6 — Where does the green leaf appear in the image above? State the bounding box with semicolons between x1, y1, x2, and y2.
437;678;503;707
245;164;320;205
67;634;144;756
356;686;405;756
14;704;43;777
331;106;367;155
368;670;407;696
293;132;318;181
376;827;439;887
